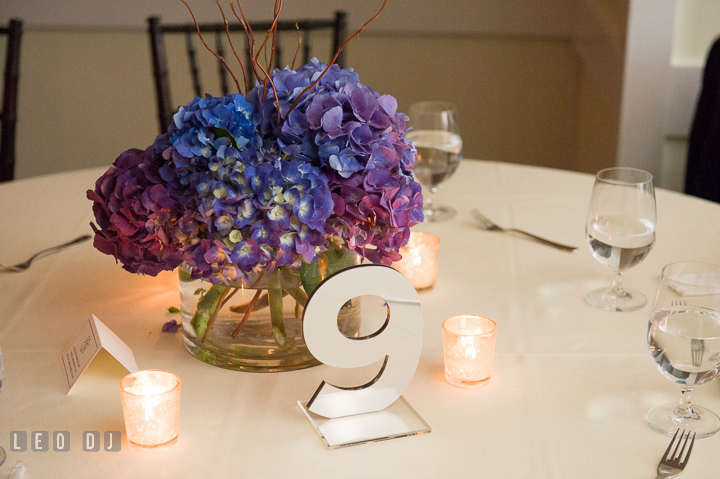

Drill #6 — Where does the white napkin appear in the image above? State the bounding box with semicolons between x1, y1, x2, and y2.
668;273;720;296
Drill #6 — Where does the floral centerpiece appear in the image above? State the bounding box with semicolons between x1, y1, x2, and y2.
87;0;423;371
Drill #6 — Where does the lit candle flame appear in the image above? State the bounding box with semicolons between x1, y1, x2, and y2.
464;345;477;360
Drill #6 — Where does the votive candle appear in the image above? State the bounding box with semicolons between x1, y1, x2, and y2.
393;232;440;292
119;370;181;449
442;315;497;388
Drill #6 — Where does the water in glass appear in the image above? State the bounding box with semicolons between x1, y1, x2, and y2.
405;130;462;187
585;167;656;312
586;215;655;272
646;261;720;438
407;101;463;222
649;308;720;386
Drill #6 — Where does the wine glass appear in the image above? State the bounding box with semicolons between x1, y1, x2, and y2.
646;261;720;437
585;167;656;311
406;101;463;222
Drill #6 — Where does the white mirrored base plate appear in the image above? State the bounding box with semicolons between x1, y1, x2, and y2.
298;395;431;449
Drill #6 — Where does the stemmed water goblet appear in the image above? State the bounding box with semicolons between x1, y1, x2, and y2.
647;261;720;438
406;101;463;222
585;167;656;312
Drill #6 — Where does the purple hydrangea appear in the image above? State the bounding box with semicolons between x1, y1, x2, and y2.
87;144;184;276
245;59;424;265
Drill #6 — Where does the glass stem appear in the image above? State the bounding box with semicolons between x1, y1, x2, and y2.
674;387;697;418
424;186;439;214
611;272;626;297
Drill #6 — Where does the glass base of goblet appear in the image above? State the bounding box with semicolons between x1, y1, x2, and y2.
585;286;647;312
646;403;720;438
424;205;456;222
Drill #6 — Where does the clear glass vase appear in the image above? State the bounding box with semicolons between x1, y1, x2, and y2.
179;246;361;372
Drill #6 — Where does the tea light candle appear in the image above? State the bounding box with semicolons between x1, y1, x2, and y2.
442;315;497;388
119;370;181;449
393;232;440;292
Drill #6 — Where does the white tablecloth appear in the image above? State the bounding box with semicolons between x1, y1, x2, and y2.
1;160;719;478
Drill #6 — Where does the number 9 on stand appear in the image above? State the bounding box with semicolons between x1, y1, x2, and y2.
299;264;430;448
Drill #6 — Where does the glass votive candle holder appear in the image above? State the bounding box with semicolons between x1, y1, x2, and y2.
393;232;440;292
442;315;497;388
119;370;181;449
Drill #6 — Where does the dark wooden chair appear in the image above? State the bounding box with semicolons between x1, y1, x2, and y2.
685;36;720;203
0;19;23;183
148;11;347;133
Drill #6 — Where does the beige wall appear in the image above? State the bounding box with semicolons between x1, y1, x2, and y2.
659;0;720;192
350;34;580;171
673;0;720;65
4;23;625;180
573;0;628;174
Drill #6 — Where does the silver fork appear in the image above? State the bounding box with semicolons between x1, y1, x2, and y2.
671;300;703;367
0;235;92;272
470;209;578;253
691;339;704;367
656;429;695;478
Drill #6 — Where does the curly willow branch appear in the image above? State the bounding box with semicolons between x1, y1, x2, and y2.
216;0;248;93
183;0;387;126
286;0;388;116
261;0;283;101
291;23;301;69
179;0;242;94
229;0;260;81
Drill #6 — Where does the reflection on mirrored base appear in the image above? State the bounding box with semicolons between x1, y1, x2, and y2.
298;395;431;449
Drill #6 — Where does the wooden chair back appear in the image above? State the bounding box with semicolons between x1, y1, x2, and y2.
148;11;347;133
0;19;23;183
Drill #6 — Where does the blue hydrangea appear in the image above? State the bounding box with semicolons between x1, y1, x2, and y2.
154;93;335;284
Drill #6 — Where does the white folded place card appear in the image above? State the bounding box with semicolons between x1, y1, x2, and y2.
59;314;138;393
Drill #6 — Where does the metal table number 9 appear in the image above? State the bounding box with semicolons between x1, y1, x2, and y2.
303;265;423;419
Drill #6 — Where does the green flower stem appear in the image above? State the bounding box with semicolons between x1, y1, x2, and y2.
299;260;322;298
285;287;309;319
285;287;308;307
326;245;358;275
268;268;287;349
300;245;359;296
202;286;230;344
202;289;228;344
191;283;227;339
178;266;193;283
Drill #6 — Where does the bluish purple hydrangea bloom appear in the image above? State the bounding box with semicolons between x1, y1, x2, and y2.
153;92;336;284
89;60;423;283
246;59;424;265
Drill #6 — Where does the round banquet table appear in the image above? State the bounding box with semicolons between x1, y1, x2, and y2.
1;160;719;478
